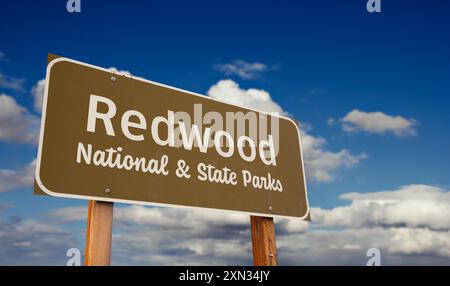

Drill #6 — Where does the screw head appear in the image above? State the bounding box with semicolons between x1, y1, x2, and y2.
104;188;111;194
110;76;117;82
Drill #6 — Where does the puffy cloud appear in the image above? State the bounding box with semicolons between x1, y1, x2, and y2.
0;160;36;193
278;227;450;265
108;67;146;81
48;204;307;265
313;184;450;230
207;80;365;182
112;206;253;265
207;79;285;114
49;205;253;265
0;215;77;265
214;60;268;80
113;230;251;265
279;184;450;265
0;71;25;91
300;131;367;182
46;183;450;265
277;217;309;234
46;206;87;222
49;204;250;231
0;200;80;265
108;67;131;76
340;109;417;137
31;79;45;113
0;94;39;144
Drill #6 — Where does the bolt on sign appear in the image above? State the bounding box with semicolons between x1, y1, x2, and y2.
34;55;310;219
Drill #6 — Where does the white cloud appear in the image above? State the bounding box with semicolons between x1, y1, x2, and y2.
46;206;87;221
214;60;268;80
108;67;131;76
207;79;365;182
48;204;306;265
340;109;417;137
47;204;307;265
48;204;251;229
207;79;284;114
113;206;253;265
0;94;39;144
31;79;45;113
108;67;146;81
0;71;25;91
48;205;253;265
46;184;450;265
300;131;367;182
0;215;77;265
313;184;450;230
50;205;249;230
0;160;36;193
278;227;450;265
277;217;309;234
279;184;450;265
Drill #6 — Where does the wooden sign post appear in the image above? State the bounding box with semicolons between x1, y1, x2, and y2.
84;200;114;266
250;216;278;266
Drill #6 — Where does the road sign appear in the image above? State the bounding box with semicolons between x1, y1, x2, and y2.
35;55;309;218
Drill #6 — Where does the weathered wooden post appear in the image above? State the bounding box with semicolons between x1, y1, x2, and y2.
250;216;278;266
84;200;114;266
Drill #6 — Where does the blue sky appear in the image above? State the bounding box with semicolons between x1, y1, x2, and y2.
1;0;450;265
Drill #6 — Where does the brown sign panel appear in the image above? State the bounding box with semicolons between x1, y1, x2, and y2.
35;56;309;218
